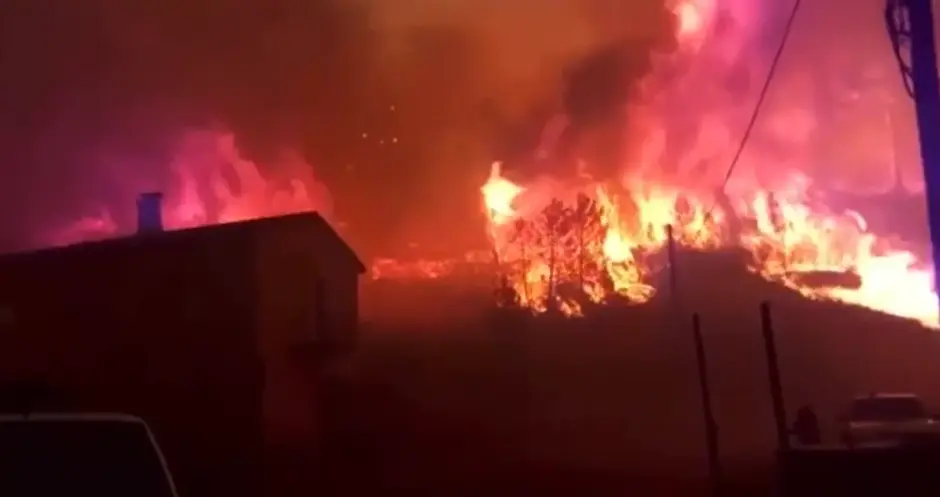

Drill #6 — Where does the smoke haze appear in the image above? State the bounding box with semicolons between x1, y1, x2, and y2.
0;0;927;255
0;0;678;255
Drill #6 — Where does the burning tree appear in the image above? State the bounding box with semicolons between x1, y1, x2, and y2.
490;185;657;316
481;162;937;326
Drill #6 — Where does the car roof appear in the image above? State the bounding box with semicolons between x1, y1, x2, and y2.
853;393;921;401
0;412;148;423
0;411;179;496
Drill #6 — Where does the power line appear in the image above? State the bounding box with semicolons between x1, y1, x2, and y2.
705;0;803;205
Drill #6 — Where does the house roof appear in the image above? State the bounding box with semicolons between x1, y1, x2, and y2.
0;212;367;275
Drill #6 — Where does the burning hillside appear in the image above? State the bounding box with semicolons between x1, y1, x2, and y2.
379;0;939;328
481;162;936;327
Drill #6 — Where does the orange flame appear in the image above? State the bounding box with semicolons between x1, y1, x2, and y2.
481;162;937;328
49;129;333;245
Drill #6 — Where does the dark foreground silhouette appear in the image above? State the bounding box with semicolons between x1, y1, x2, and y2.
337;250;940;496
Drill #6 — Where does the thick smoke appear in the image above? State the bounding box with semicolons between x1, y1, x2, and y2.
10;0;923;254
355;0;676;252
366;0;673;122
0;0;676;255
736;0;922;197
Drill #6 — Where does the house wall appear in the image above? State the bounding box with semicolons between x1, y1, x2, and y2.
253;216;363;496
316;270;359;352
254;223;321;447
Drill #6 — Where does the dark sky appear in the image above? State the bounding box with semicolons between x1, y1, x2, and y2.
0;0;677;254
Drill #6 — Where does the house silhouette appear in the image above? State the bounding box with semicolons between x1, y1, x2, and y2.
0;210;366;497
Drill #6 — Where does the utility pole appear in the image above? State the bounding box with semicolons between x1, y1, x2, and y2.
886;0;940;317
759;302;790;452
692;314;722;497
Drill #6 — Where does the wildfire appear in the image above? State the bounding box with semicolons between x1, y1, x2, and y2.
47;128;937;329
672;0;716;50
481;162;938;328
42;1;937;330
48;129;334;246
465;0;939;327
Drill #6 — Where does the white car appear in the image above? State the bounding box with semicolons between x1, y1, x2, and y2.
0;412;178;497
840;393;940;447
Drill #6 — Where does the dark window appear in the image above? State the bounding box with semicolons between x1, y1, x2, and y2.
0;419;175;497
850;397;927;423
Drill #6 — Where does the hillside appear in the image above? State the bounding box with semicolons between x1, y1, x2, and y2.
323;251;939;496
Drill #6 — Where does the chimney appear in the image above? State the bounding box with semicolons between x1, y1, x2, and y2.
137;192;164;233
